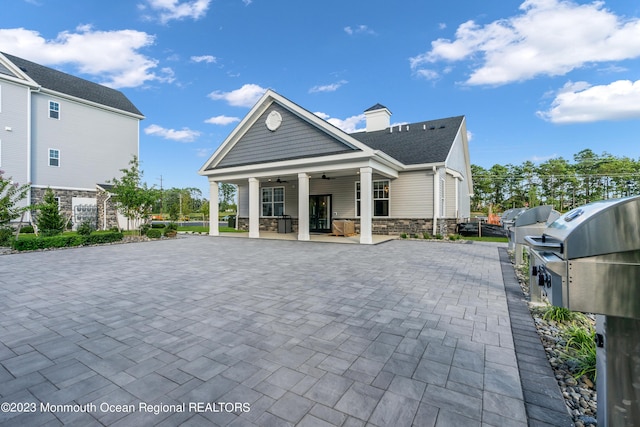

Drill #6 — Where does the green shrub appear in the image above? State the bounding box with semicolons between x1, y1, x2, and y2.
139;223;151;236
85;231;123;245
77;220;96;236
543;306;579;323
36;188;66;236
422;232;432;239
434;234;444;240
562;324;597;381
12;234;80;251
448;234;462;241
400;233;407;239
412;233;420;239
166;222;178;231
0;227;14;246
19;225;34;234
146;228;162;238
11;231;122;251
151;223;165;229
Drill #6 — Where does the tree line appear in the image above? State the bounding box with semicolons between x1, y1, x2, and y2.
472;149;640;213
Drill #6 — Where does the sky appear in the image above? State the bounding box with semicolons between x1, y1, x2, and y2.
2;0;640;196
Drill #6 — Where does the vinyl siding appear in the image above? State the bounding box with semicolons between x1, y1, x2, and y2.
216;105;357;168
445;174;457;218
31;92;138;189
0;81;30;191
390;171;432;217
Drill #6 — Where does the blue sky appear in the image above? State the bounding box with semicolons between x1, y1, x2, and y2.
2;0;640;196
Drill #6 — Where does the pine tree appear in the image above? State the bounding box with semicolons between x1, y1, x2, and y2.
37;188;66;236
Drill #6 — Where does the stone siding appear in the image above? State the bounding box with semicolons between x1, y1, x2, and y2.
237;217;461;236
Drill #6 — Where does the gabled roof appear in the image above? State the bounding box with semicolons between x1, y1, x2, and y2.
0;52;143;117
350;115;464;165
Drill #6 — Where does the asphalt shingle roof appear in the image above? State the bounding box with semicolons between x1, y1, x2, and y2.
2;52;143;117
350;115;464;165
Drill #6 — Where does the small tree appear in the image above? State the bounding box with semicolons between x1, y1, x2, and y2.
108;156;158;233
37;188;66;237
0;170;31;227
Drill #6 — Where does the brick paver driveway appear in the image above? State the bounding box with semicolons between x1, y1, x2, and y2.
0;236;527;426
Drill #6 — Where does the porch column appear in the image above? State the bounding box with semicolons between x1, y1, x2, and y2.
433;167;440;236
248;177;260;238
360;167;373;244
209;180;219;236
298;173;310;241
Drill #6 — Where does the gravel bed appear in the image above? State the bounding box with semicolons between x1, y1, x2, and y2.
513;261;598;427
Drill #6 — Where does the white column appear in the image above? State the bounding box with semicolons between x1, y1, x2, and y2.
360;167;373;244
298;173;310;241
248;177;260;238
209;180;219;236
433;168;440;236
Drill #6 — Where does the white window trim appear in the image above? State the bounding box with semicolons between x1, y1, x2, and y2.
355;179;391;217
49;100;60;120
261;186;285;217
49;148;60;167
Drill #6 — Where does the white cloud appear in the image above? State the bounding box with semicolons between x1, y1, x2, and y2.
411;0;640;85
309;80;348;93
204;115;240;125
315;112;365;133
0;26;167;88
191;55;216;63
140;0;211;24
415;69;439;80
208;84;267;107
467;130;473;142
344;25;376;36
537;79;640;123
144;124;201;142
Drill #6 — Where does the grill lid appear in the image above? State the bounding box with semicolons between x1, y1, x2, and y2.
535;196;640;259
514;205;560;227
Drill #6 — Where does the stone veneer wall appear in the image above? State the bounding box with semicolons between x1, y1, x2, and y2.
96;189;120;230
30;187;122;230
31;187;96;229
236;217;462;236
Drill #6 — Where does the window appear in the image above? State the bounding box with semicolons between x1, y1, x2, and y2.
355;179;390;217
261;187;284;216
49;101;60;119
374;180;390;216
49;149;60;167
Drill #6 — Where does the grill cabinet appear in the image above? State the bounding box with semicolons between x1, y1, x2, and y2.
525;196;640;427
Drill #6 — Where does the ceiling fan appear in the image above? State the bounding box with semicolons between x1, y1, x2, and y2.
276;177;288;183
321;174;332;180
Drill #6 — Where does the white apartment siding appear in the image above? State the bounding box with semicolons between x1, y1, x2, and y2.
0;81;29;188
31;93;138;189
390;171;431;217
445;174;457;218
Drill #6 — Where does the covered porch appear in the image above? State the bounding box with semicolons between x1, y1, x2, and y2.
206;160;401;245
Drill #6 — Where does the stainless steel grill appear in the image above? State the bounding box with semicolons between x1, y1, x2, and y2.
501;207;527;251
525;195;640;427
512;205;559;269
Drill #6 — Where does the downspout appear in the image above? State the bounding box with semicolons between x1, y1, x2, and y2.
103;192;112;230
26;86;40;222
432;166;439;236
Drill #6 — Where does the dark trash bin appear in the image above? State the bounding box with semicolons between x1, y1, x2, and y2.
227;215;236;228
278;215;292;233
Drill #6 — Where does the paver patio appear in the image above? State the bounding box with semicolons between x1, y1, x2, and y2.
0;236;569;426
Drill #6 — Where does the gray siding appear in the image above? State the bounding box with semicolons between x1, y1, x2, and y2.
445;174;457;218
216;104;358;168
0;81;29;190
31;92;138;189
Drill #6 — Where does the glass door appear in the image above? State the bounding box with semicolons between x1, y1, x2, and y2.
309;195;331;232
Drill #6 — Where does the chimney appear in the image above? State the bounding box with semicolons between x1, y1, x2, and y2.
364;103;391;132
